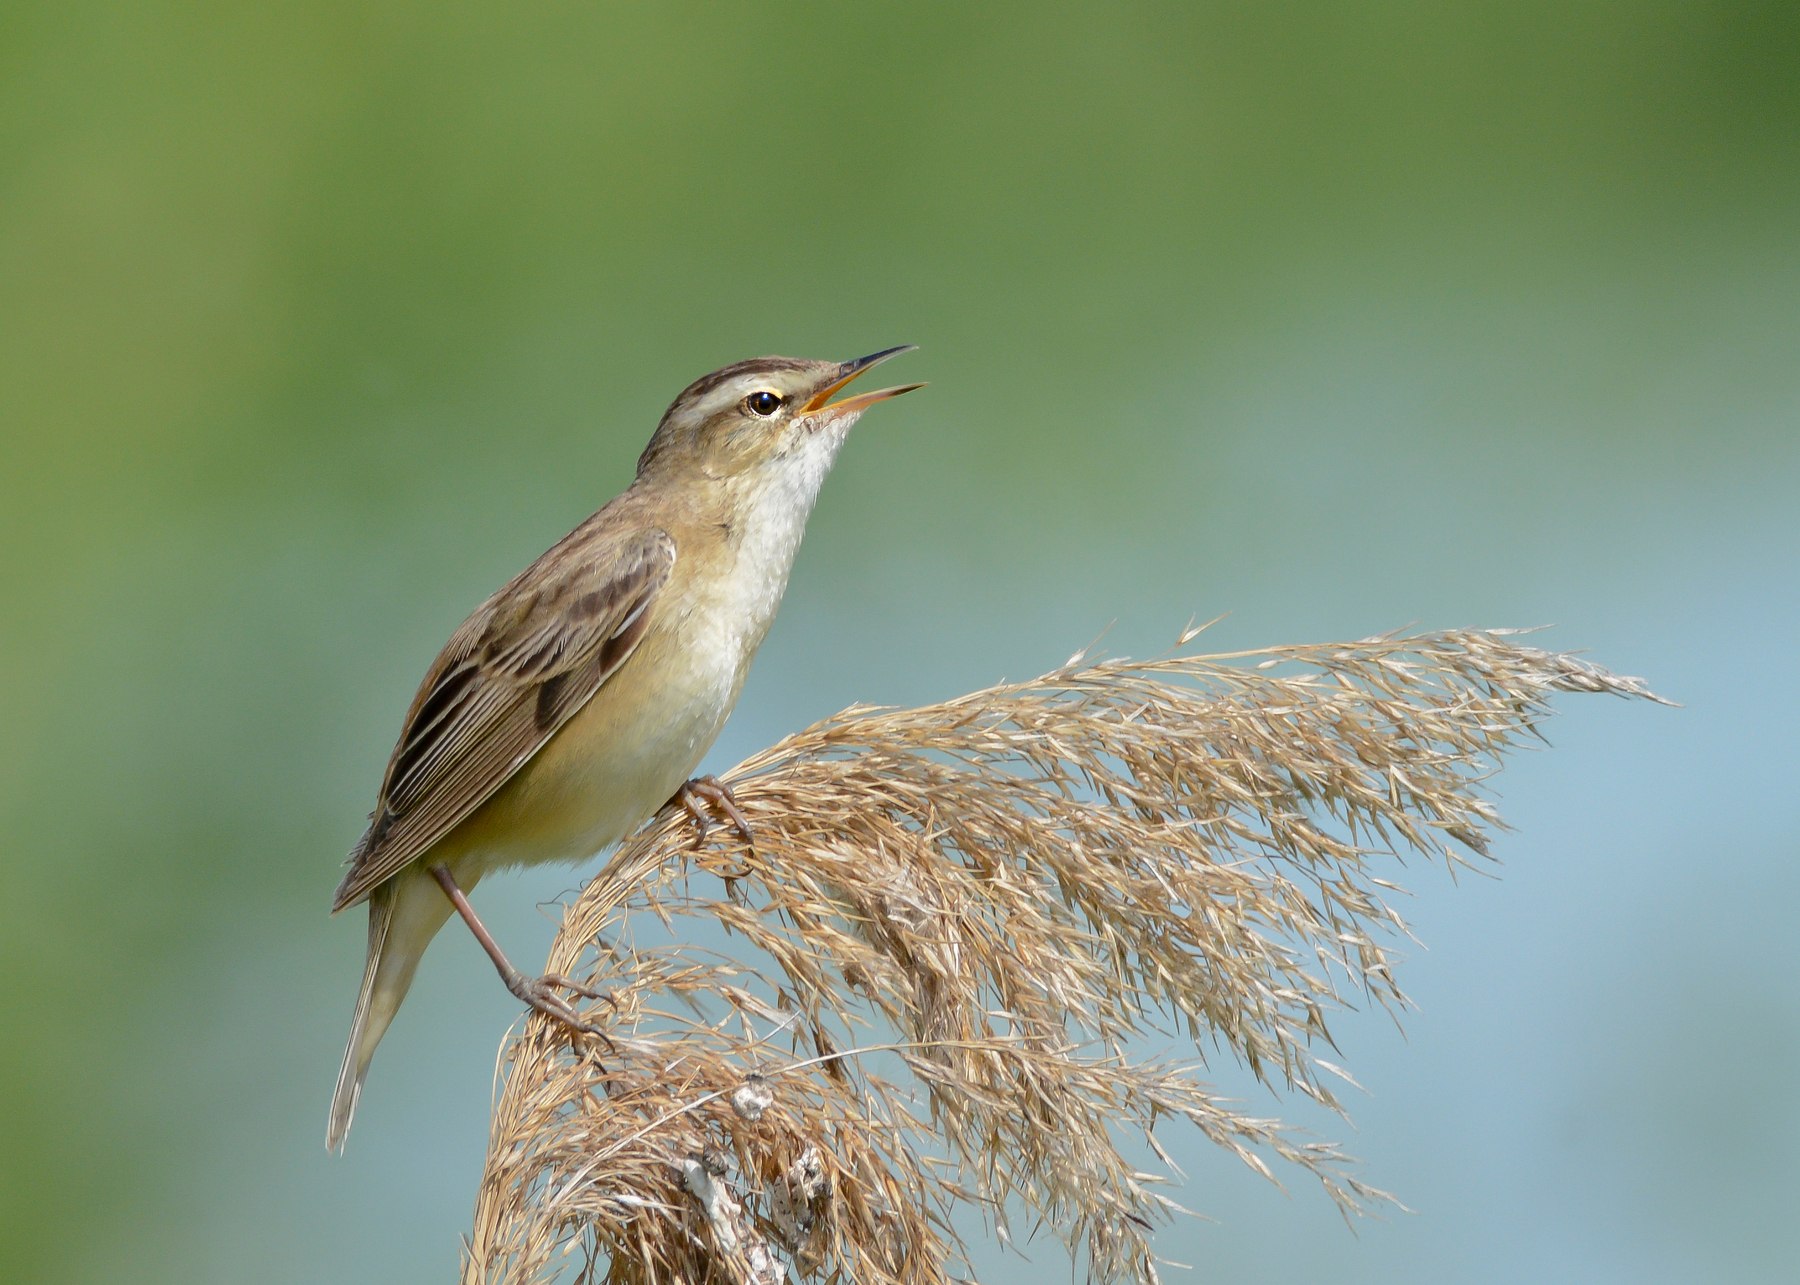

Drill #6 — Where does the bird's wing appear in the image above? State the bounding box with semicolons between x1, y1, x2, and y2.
332;525;676;910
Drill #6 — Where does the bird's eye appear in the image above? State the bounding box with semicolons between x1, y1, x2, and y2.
744;390;783;417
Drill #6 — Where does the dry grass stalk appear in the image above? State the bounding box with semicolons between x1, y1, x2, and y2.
461;627;1662;1284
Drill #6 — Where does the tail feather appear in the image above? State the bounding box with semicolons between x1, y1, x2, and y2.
327;885;397;1151
327;870;456;1151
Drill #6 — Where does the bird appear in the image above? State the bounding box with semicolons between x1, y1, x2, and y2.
327;346;923;1150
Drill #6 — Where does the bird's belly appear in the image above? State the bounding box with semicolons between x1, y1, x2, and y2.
447;632;740;872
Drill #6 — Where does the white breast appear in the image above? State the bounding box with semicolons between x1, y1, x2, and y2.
709;419;850;665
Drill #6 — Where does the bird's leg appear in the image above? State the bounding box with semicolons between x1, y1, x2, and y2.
428;863;606;1039
672;775;754;848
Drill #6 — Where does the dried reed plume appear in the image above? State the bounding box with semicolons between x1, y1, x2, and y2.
463;627;1662;1284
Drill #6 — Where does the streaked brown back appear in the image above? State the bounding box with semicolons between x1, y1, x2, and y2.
332;524;675;910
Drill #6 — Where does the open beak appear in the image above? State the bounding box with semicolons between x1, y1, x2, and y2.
801;344;925;415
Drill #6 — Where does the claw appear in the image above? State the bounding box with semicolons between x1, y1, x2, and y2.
506;970;614;1048
672;775;754;849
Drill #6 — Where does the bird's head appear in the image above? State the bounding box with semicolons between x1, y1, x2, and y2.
636;346;923;486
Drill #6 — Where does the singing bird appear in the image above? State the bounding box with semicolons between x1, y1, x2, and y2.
327;347;923;1150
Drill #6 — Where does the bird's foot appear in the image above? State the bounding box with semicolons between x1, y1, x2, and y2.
504;969;611;1044
672;775;754;849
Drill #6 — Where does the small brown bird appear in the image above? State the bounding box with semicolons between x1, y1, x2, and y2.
327;347;922;1150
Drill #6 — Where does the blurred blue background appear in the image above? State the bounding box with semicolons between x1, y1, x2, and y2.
4;2;1796;1280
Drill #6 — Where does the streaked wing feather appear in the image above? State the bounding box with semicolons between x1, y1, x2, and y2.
333;526;675;910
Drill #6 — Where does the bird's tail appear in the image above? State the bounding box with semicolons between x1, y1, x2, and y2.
327;872;453;1151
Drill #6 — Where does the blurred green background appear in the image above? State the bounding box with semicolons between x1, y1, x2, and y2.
4;2;1797;1280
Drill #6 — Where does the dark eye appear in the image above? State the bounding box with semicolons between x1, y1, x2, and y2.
744;390;782;417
